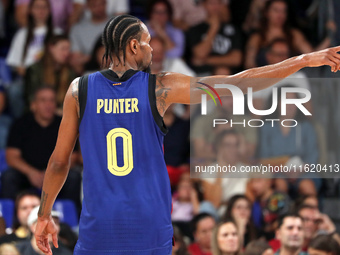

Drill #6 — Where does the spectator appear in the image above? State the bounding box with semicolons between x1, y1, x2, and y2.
244;239;274;255
211;220;241;255
14;0;73;32
6;0;64;119
202;130;249;209
308;234;340;255
168;0;207;31
249;178;290;240
296;204;320;252
69;0;109;74
84;36;106;74
274;214;306;255
188;213;216;255
69;0;86;28
292;1;336;47
150;37;196;76
318;1;339;47
293;195;319;212
6;0;59;76
172;177;200;222
297;204;336;251
251;40;330;167
73;0;130;19
251;38;313;114
0;191;40;245
269;203;335;253
0;81;11;150
146;0;184;58
223;195;257;247
186;0;243;75
172;226;190;255
258;89;320;197
191;96;257;164
0;243;20;255
16;206;72;255
1;87;81;211
245;0;333;69
243;0;268;33
24;34;76;113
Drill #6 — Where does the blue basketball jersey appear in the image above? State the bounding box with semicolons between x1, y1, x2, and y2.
75;69;173;254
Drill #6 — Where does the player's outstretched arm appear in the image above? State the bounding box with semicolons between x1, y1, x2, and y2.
35;78;80;255
155;46;340;116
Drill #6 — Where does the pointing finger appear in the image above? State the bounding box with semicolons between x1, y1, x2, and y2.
327;59;337;72
52;232;59;248
329;56;340;71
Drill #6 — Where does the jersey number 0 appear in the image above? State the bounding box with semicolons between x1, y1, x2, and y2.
106;128;134;176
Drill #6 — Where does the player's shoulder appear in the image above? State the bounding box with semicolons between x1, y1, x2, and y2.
72;77;81;85
155;71;190;81
154;71;192;90
71;74;93;91
69;77;81;93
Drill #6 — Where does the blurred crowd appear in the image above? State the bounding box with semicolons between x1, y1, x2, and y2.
1;0;340;254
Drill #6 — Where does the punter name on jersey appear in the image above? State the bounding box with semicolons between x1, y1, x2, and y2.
97;98;139;114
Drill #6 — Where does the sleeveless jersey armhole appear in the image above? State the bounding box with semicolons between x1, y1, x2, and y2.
148;74;168;135
78;74;89;124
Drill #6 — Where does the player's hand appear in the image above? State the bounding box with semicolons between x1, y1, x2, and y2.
35;216;59;255
304;46;340;72
28;170;45;189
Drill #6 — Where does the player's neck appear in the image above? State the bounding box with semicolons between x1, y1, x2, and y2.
109;63;138;78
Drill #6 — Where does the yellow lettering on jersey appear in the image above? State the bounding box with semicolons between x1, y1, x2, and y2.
119;99;124;112
104;99;112;114
97;99;104;113
113;99;119;113
97;98;139;114
131;98;139;112
125;98;131;113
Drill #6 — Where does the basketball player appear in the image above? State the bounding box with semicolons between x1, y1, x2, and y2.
34;15;340;255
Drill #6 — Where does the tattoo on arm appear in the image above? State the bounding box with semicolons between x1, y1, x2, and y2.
38;190;48;217
156;72;171;116
71;78;80;118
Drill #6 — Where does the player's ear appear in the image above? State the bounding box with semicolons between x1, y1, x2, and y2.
130;39;139;55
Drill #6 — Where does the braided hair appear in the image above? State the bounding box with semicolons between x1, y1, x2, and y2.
102;15;144;67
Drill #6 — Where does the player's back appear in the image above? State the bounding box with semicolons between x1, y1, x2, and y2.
75;69;173;255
